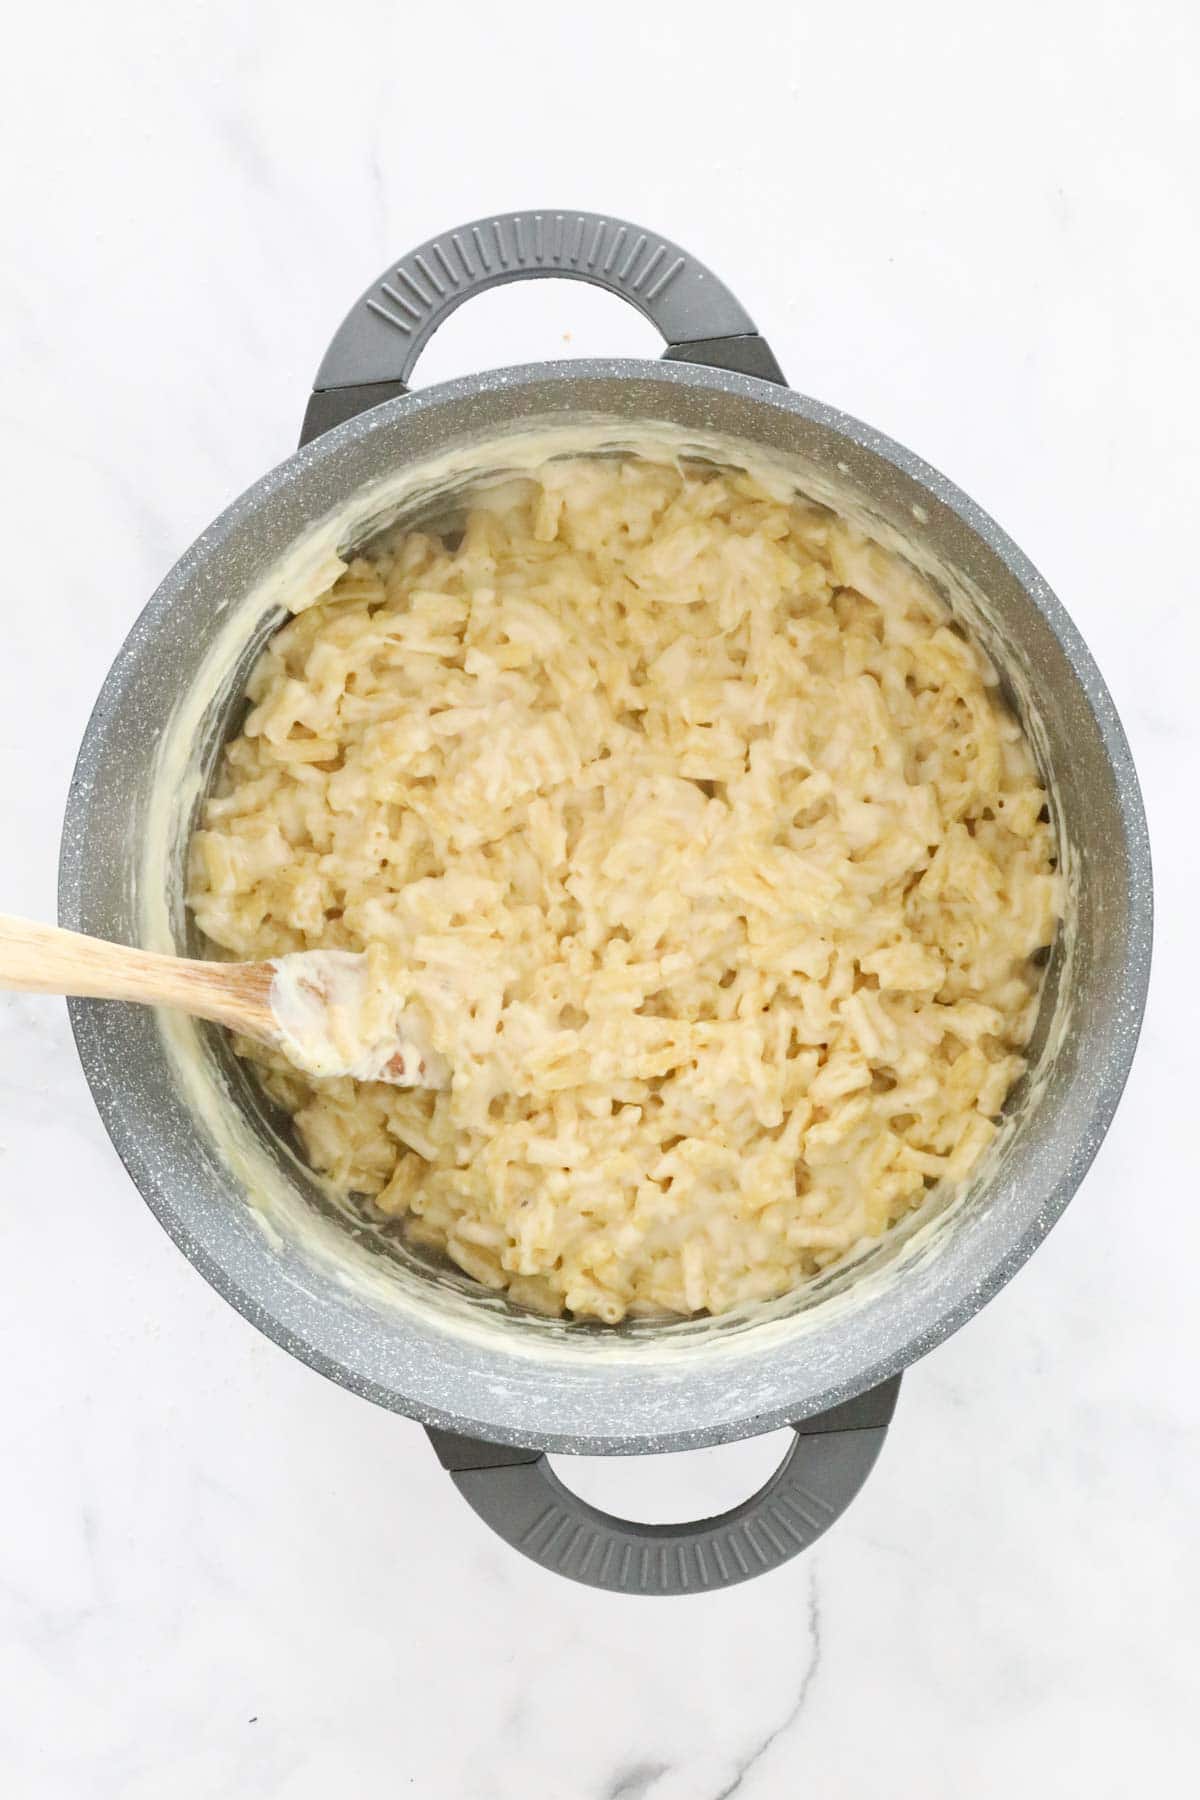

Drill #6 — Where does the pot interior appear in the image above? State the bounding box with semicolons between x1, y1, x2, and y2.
61;366;1149;1450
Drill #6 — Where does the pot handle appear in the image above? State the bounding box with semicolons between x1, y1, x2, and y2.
425;1375;899;1595
300;209;785;442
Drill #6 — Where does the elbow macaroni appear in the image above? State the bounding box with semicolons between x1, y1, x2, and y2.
188;455;1062;1322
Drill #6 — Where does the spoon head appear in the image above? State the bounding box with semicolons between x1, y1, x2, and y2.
266;949;448;1088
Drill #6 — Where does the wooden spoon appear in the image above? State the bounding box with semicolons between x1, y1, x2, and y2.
0;915;447;1088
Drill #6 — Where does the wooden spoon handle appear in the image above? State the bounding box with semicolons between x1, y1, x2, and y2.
0;915;274;1038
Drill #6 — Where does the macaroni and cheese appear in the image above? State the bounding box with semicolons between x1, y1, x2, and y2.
188;455;1061;1321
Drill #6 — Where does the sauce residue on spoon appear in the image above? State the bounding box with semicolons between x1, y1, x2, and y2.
267;949;449;1087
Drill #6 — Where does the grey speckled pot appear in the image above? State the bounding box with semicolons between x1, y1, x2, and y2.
59;212;1151;1595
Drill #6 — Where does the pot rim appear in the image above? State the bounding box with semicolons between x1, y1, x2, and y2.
59;356;1153;1454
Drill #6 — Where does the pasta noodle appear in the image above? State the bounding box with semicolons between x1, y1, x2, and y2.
188;455;1061;1321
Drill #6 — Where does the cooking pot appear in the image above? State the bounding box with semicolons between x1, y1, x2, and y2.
60;210;1152;1594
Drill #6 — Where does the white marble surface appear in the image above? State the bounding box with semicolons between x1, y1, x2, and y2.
1;2;1197;1794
